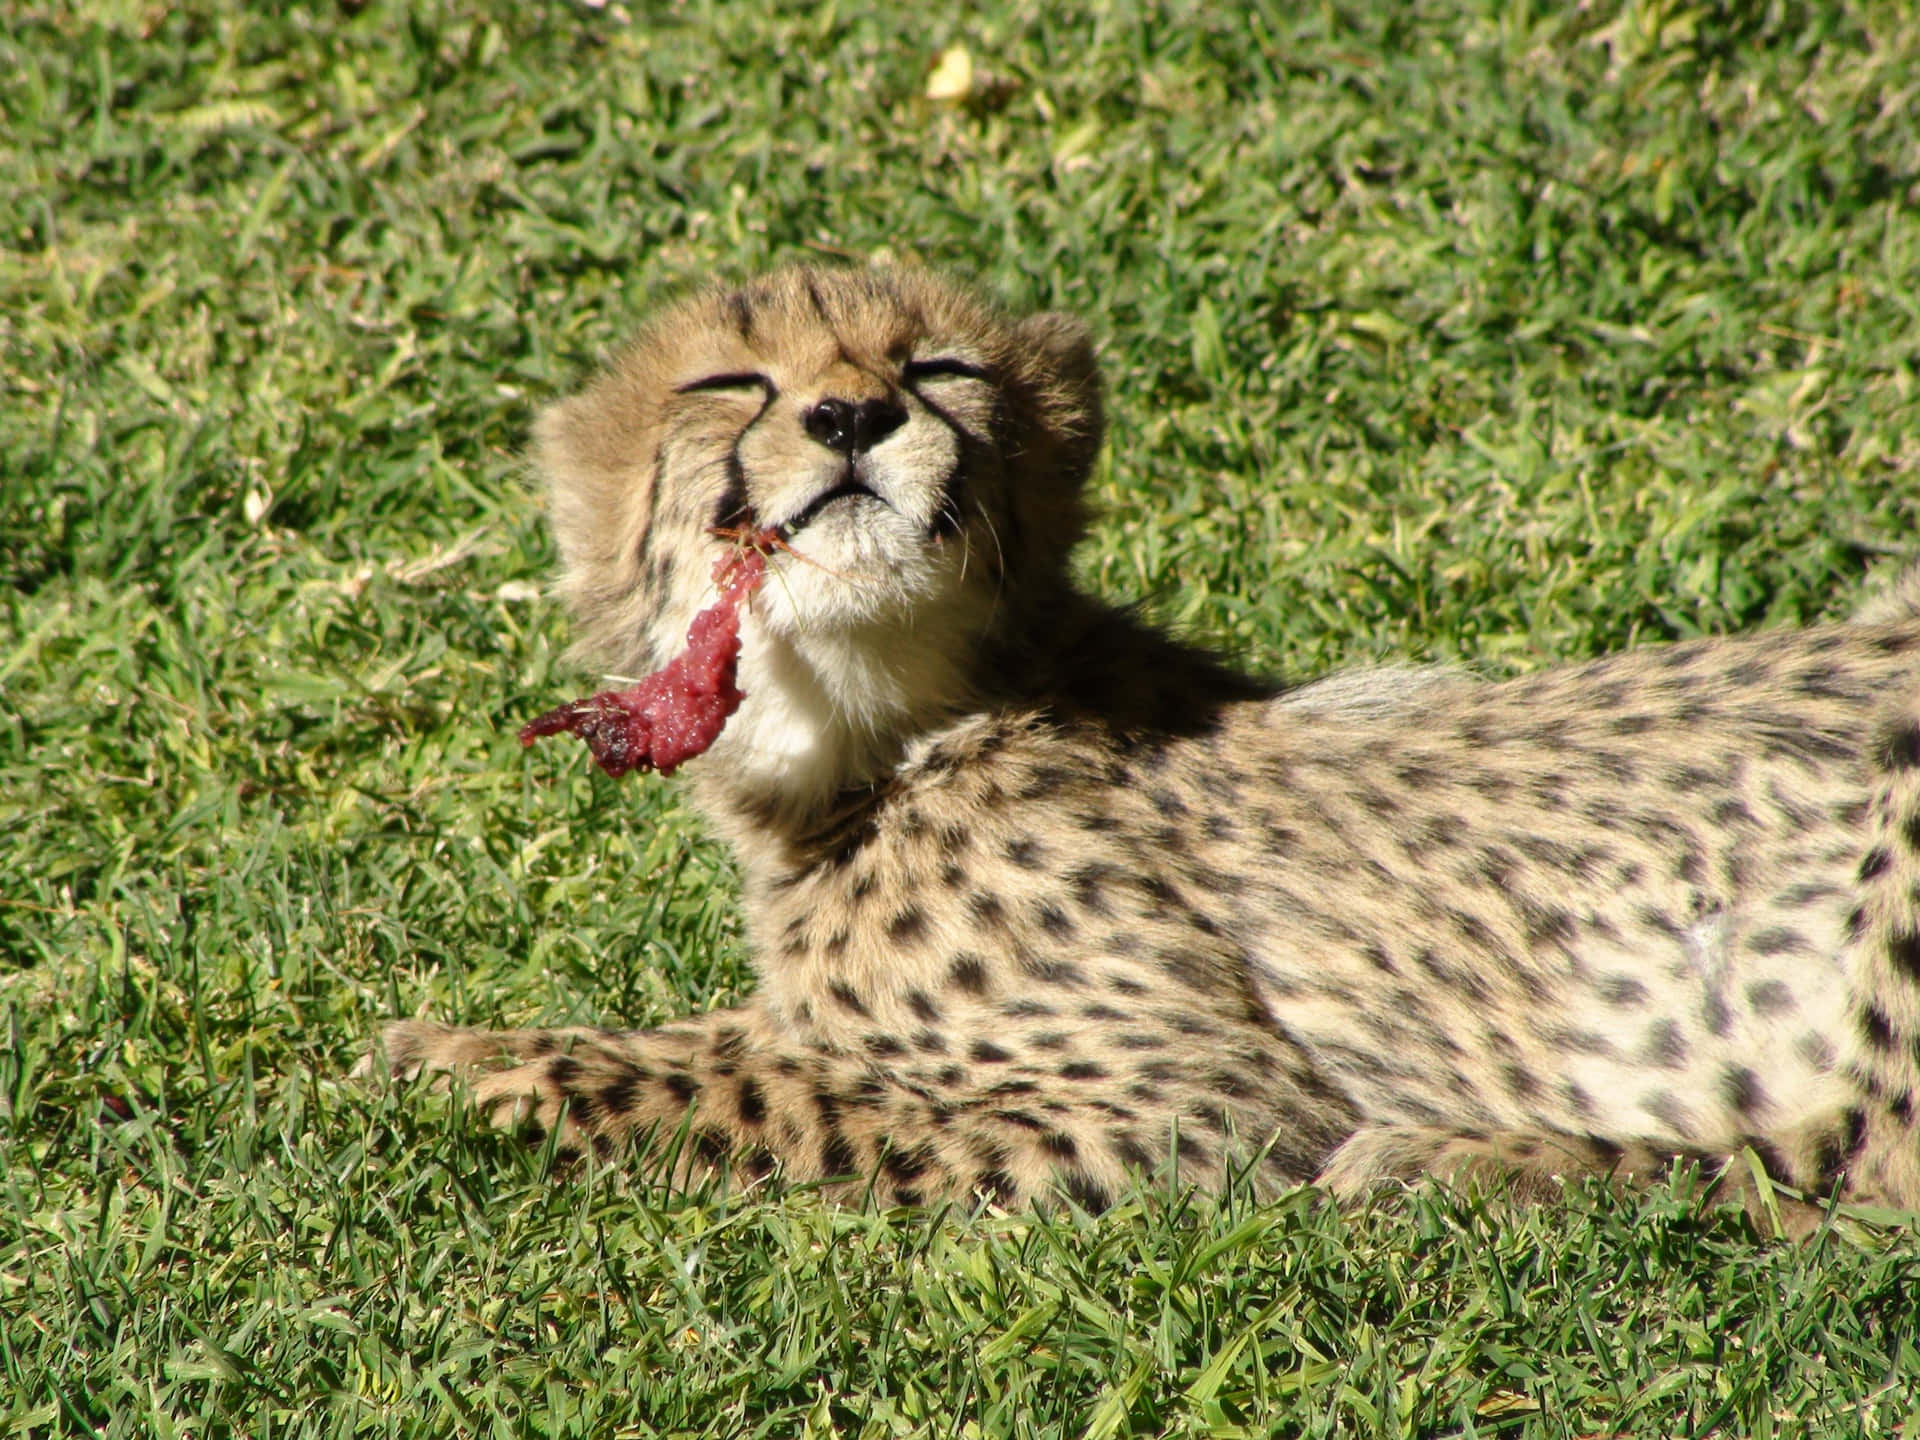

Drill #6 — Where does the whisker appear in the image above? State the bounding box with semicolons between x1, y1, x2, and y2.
706;524;870;586
970;496;1009;627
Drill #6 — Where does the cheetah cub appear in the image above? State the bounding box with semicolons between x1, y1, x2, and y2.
372;265;1920;1222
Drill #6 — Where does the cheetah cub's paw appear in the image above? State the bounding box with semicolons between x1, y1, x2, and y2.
352;1022;620;1149
352;1020;554;1082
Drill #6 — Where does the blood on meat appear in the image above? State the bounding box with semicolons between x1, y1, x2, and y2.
520;540;770;777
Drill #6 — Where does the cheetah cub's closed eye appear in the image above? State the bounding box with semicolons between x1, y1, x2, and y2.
370;265;1920;1224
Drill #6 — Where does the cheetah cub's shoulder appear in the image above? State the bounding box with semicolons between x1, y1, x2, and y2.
373;265;1920;1223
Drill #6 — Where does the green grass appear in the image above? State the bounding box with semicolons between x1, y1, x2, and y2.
5;0;1920;1433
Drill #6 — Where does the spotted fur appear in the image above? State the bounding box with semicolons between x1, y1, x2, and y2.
365;266;1920;1225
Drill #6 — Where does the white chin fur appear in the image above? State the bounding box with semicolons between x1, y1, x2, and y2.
705;547;991;808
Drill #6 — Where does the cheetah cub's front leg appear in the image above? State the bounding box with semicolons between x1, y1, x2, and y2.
366;1009;1153;1208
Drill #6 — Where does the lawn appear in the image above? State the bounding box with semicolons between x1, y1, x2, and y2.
4;0;1920;1434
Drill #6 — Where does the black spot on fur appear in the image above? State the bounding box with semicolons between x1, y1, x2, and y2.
1112;1134;1153;1172
947;953;989;994
1004;836;1045;869
970;1040;1012;1063
1815;1108;1869;1183
907;989;941;1022
820;1131;858;1178
1520;903;1576;952
1070;864;1119;917
1040;1130;1079;1160
883;1144;933;1184
1019;952;1088;987
1502;1063;1539;1099
693;1128;729;1166
1860;1003;1896;1051
1582;1135;1624;1168
887;907;928;945
598;1073;639;1115
1796;1031;1837;1072
1017;765;1073;801
1002;998;1055;1018
736;1077;766;1125
1710;797;1755;828
1860;847;1892;883
1748;925;1807;957
1720;1066;1766;1118
1157;949;1215;992
1149;787;1187;818
1602;976;1648;1008
1879;722;1920;771
975;1170;1016;1205
1701;992;1732;1038
1036;902;1076;938
1744;1136;1792;1182
1059;1171;1111;1212
1641;1020;1689;1069
968;891;1008;931
1889;928;1920;981
663;1071;700;1104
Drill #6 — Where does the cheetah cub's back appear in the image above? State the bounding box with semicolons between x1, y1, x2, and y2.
371;265;1920;1225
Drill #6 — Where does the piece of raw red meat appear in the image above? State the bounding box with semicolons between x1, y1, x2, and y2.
519;543;768;777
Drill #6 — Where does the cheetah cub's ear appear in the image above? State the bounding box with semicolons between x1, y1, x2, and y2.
1013;310;1100;397
992;308;1104;588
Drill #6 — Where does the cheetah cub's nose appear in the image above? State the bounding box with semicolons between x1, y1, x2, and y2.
803;397;908;455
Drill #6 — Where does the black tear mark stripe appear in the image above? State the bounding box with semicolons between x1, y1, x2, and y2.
712;384;780;532
625;448;672;578
910;388;986;542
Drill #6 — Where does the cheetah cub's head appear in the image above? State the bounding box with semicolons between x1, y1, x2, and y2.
534;266;1102;810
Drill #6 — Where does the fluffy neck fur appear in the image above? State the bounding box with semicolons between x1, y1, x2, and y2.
693;601;989;832
691;580;1276;858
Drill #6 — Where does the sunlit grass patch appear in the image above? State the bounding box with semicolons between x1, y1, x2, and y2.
4;1;1919;1434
